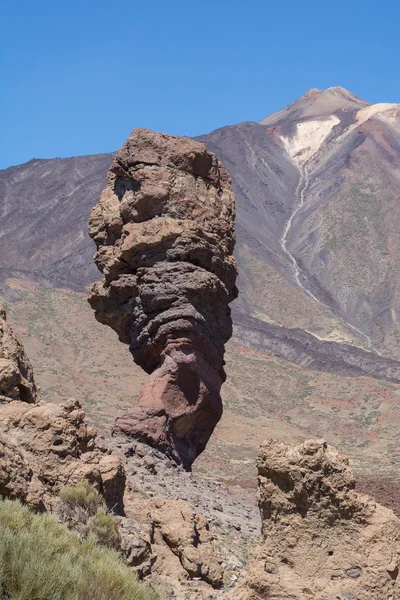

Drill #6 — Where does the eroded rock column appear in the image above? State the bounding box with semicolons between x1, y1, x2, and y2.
88;128;237;468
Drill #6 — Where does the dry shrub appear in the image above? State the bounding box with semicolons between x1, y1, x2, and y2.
0;498;157;600
58;482;120;548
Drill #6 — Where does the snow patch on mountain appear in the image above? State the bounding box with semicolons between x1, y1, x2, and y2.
280;116;340;167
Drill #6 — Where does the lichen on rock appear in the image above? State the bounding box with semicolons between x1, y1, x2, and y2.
88;128;237;469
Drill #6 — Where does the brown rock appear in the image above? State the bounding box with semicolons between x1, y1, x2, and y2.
0;398;125;511
88;128;237;468
0;305;37;404
118;517;154;576
0;432;30;500
125;493;223;592
230;439;400;599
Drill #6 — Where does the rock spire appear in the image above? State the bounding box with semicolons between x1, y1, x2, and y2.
88;128;237;468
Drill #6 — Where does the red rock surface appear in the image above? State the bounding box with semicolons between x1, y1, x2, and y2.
88;128;237;468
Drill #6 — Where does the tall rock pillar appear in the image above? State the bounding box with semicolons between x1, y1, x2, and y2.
88;129;237;468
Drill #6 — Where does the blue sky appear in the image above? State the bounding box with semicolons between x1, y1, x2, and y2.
1;0;399;169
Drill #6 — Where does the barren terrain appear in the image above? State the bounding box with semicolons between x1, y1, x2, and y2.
2;87;400;507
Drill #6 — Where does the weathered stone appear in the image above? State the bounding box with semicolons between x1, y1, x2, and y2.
125;494;223;590
118;517;154;577
88;128;237;468
0;398;125;512
229;439;400;599
0;305;37;404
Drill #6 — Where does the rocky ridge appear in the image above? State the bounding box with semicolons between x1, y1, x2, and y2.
88;128;237;469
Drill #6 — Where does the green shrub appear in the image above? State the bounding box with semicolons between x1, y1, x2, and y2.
58;481;106;537
0;499;158;600
59;481;104;515
88;509;121;549
58;482;121;550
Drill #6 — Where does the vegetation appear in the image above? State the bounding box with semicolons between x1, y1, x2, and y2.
0;498;158;600
58;482;120;549
59;481;104;512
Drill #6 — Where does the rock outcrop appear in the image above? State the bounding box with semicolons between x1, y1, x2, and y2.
0;305;37;404
88;128;237;469
0;398;125;511
102;433;259;599
0;305;125;510
231;439;400;599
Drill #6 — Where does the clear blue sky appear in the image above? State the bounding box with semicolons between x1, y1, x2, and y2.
1;0;399;169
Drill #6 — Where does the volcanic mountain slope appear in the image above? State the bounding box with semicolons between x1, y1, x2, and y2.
200;86;400;357
0;153;112;293
1;87;400;361
2;88;400;492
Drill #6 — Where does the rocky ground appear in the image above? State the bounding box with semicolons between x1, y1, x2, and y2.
102;435;260;599
0;396;260;599
3;303;400;599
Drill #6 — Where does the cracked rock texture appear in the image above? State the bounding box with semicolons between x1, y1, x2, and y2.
0;304;37;404
88;128;237;469
230;439;400;599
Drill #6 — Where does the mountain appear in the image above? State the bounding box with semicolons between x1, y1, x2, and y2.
2;87;400;358
1;87;400;488
199;86;400;357
0;154;111;293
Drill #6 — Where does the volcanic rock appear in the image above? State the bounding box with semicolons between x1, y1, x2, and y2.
124;494;223;592
102;433;259;599
0;304;37;404
88;128;237;468
0;398;125;511
230;439;400;599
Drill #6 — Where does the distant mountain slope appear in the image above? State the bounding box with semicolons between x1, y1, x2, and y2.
0;153;111;291
1;86;400;365
201;87;400;358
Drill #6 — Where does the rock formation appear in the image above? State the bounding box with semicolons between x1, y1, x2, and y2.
0;307;228;598
88;128;237;469
0;398;125;511
0;304;37;404
230;439;400;599
0;304;124;510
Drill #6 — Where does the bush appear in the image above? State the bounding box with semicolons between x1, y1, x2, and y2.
59;481;104;516
89;509;121;549
0;499;158;600
58;482;121;549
